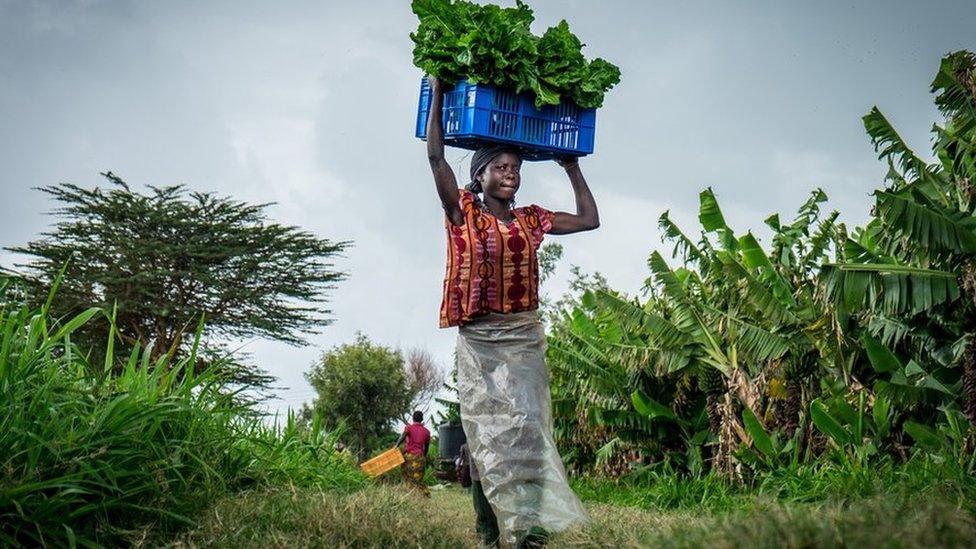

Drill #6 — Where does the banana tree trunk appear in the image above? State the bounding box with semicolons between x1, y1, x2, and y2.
715;392;744;479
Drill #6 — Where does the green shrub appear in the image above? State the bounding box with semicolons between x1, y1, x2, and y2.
0;289;364;546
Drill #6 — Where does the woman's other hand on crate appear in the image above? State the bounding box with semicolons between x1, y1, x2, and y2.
549;157;599;235
555;156;580;171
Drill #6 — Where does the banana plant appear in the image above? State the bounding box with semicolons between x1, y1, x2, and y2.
549;186;844;475
821;50;976;426
809;386;893;466
736;406;803;471
903;407;976;472
548;298;676;475
631;389;711;477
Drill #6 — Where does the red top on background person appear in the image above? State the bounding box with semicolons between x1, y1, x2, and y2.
397;411;431;456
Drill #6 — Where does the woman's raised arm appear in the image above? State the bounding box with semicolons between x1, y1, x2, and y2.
426;77;463;226
549;158;600;234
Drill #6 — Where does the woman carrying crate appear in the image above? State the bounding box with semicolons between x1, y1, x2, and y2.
425;76;598;548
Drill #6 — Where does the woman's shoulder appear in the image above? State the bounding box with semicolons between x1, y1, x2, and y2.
514;203;555;234
514;203;554;220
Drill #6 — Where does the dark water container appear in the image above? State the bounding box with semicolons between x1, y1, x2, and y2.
438;421;466;460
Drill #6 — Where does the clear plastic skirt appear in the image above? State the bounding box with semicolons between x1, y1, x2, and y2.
457;311;589;545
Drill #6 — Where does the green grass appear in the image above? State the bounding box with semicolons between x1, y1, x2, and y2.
0;292;364;547
158;456;976;547
571;457;976;514
567;495;976;548
159;485;479;548
160;483;976;548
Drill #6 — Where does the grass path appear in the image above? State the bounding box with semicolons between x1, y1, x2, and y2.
159;483;976;548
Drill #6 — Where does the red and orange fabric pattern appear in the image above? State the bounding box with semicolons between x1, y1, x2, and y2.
440;189;555;328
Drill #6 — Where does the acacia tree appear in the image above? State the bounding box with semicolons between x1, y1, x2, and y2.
6;172;350;391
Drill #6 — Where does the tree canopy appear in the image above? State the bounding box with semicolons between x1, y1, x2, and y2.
6;172;351;391
304;334;416;459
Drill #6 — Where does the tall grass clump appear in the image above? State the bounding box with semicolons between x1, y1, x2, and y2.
0;276;364;546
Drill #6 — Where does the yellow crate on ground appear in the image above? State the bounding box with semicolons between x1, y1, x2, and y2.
360;447;404;477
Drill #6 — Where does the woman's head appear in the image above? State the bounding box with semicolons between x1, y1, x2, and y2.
467;145;522;204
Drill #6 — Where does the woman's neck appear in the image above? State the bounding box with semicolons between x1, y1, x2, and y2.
481;194;513;221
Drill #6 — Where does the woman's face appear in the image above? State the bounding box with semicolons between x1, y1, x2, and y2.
479;152;522;202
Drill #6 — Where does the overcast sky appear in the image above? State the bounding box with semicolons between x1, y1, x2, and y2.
2;0;974;419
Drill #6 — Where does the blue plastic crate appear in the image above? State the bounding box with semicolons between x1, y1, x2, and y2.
415;77;596;161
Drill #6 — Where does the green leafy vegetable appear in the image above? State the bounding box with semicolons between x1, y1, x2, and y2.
410;0;620;108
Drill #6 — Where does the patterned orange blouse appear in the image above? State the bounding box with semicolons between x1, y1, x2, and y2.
440;189;555;328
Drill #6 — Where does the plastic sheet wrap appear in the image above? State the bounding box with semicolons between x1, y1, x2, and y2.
457;311;589;545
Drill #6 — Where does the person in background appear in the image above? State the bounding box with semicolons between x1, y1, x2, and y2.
395;410;431;495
